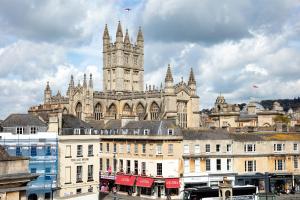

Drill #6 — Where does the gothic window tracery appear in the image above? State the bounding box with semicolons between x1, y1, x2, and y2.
75;102;82;119
123;103;131;116
177;101;187;128
94;103;103;120
150;102;159;120
108;104;117;119
136;103;145;120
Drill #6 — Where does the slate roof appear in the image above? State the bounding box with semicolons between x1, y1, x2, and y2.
183;129;230;140
62;114;93;129
2;114;47;127
123;120;182;136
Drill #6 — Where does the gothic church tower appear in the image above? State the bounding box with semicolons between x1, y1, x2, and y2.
103;22;144;93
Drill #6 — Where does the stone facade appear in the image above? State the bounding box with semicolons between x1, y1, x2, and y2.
29;22;200;129
209;95;285;130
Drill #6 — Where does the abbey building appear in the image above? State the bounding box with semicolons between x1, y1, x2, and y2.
29;22;200;128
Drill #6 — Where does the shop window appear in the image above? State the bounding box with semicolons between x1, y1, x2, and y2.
31;146;37;156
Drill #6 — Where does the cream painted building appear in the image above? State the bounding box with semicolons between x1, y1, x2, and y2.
54;114;101;199
29;22;200;129
182;130;300;195
98;120;183;199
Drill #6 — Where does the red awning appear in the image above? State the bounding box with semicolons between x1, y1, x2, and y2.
115;175;136;186
165;178;180;188
136;176;154;188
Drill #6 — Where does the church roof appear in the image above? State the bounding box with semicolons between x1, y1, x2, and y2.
188;68;196;85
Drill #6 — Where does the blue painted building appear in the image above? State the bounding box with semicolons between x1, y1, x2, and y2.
0;114;58;200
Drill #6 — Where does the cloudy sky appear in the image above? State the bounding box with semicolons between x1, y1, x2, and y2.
0;0;300;118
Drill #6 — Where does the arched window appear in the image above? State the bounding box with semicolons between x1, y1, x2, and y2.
122;103;131;116
75;102;82;119
108;104;117;119
150;102;159;120
136;103;145;120
177;101;187;128
94;103;103;120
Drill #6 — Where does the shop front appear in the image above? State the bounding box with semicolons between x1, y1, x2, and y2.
269;174;293;194
294;175;300;192
115;175;136;195
100;174;115;193
136;176;154;196
165;178;180;197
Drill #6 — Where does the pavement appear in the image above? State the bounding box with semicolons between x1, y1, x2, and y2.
275;193;300;200
100;192;160;200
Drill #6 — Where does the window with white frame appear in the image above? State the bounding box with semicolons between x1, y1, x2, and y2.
119;144;124;153
216;144;221;152
100;143;103;152
143;129;149;135
100;158;103;171
30;126;37;134
74;128;80;135
88;145;93;156
141;162;146;175
227;159;232;171
194;144;200;154
274;144;285;152
157;163;162;176
168;144;173;154
244;160;256;172
206;159;211;171
127;144;131;154
227;144;232;152
244;144;256;152
76;166;83;182
134;144;138;154
77;145;83;157
88;165;93;181
294;143;298;151
168;129;174;135
184;159;189;173
106;143;110;153
294;156;298;169
65;145;71;158
126;160;131;174
275;159;286;171
157;144;162;154
142;144;146;154
16;127;24;134
113;143;117;153
195;158;200;172
205;144;210;153
184;144;189;154
216;159;221;171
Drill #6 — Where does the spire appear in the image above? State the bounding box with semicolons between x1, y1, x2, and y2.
124;29;130;44
70;75;74;87
165;64;173;82
116;21;123;38
57;90;61;96
45;81;51;91
89;73;93;88
78;80;81;87
103;24;110;39
137;26;143;42
188;68;196;85
83;73;87;88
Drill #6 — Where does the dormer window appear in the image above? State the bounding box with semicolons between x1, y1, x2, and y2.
74;129;80;135
16;127;24;134
168;129;174;135
143;129;149;135
30;127;37;134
